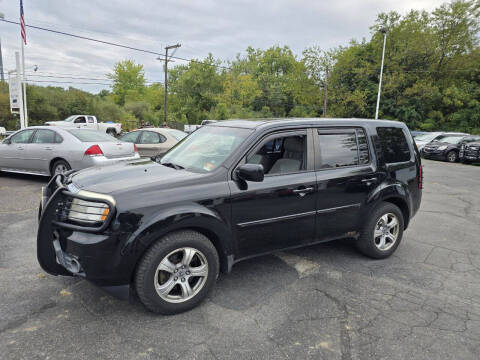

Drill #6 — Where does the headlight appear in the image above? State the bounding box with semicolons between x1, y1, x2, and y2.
437;145;447;150
68;198;110;223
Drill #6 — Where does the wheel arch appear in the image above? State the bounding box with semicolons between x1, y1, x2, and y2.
367;183;412;230
49;157;70;175
124;206;233;283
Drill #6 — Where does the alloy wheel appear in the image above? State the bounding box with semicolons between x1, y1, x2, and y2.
154;247;208;303
373;213;399;251
54;163;68;175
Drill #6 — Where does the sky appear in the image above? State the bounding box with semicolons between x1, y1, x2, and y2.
0;0;445;93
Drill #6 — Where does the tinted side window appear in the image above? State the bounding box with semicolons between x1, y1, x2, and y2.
247;133;307;175
357;129;369;165
318;132;358;169
32;130;56;144
119;131;140;143
11;129;35;144
74;116;86;124
140;131;161;144
376;127;411;163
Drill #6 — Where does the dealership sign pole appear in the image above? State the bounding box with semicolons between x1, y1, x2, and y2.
9;51;25;128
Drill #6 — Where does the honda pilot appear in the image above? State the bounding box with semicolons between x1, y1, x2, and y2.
37;118;422;314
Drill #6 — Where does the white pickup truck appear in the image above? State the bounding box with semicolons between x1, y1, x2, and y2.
45;115;122;136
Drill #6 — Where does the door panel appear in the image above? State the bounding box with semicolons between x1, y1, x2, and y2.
230;129;316;259
28;129;60;174
0;129;35;171
230;172;317;258
314;128;377;240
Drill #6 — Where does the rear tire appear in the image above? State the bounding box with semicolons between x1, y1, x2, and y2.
106;129;116;137
50;159;71;177
135;230;219;314
356;202;404;259
446;150;457;163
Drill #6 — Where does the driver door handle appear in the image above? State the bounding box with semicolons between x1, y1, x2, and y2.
361;177;378;185
44;147;53;150
293;186;314;197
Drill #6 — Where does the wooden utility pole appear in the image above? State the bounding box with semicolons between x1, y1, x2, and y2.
323;65;328;117
163;44;181;124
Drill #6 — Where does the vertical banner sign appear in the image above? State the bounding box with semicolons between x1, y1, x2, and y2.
9;74;21;113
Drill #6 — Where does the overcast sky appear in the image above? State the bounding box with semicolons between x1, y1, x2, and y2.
0;0;444;93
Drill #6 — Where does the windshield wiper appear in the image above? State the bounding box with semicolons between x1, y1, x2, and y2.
161;162;184;170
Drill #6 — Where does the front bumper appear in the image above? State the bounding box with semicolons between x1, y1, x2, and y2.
421;148;447;160
37;174;132;299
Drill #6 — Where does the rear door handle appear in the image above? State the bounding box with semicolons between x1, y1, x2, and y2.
44;147;53;150
361;177;378;185
293;186;314;197
17;146;24;150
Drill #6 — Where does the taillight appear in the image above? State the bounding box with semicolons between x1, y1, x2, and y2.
84;144;104;156
418;165;423;189
134;144;138;153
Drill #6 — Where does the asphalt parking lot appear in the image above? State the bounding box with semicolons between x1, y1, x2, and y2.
1;159;480;360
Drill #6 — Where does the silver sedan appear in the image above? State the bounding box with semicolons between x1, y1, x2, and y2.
0;126;140;177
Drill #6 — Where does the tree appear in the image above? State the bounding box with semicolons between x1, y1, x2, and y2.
108;60;146;106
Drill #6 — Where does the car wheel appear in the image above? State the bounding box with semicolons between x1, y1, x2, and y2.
107;129;116;137
446;150;457;163
51;159;71;177
134;230;219;314
356;202;404;259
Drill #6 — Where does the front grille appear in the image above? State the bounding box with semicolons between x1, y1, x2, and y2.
465;146;480;158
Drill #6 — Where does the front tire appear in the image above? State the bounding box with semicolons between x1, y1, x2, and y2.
134;230;219;314
446;150;457;163
356;202;404;259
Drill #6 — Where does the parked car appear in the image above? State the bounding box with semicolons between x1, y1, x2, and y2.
0;126;5;137
459;135;480;163
410;130;428;138
0;127;139;177
420;134;471;162
38;118;422;314
45;115;122;136
118;128;187;158
414;132;469;151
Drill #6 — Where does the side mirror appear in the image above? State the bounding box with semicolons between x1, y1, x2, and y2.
3;138;11;144
236;163;264;182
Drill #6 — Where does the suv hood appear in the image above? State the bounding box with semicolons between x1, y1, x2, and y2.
69;159;204;194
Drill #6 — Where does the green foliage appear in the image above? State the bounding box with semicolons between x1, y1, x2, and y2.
1;0;479;134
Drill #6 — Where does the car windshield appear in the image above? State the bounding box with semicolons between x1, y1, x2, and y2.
166;129;188;141
464;136;480;143
161;125;252;172
434;135;464;144
64;116;77;122
415;133;440;142
68;129;116;142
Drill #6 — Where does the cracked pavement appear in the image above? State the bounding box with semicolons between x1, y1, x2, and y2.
1;159;480;359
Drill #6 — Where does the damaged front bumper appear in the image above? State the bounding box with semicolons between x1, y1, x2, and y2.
37;174;130;300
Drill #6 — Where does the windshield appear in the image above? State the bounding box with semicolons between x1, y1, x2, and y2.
161;125;252;172
68;129;116;142
166;129;188;141
415;133;440;142
463;136;480;143
434;135;464;144
64;116;77;122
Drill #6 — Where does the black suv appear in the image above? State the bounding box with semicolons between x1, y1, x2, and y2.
38;118;422;314
421;133;469;162
459;136;480;163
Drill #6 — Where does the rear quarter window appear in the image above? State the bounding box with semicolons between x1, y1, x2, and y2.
376;127;411;163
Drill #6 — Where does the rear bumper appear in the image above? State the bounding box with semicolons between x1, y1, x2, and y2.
37;175;135;297
77;153;140;169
